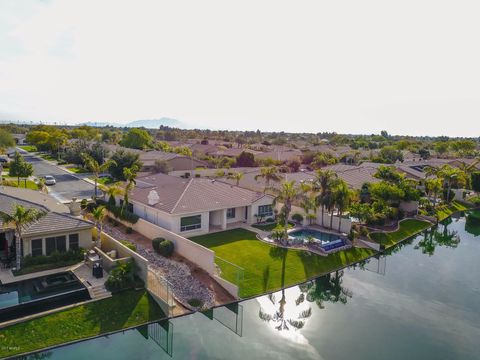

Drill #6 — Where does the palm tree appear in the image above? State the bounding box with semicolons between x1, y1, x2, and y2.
425;178;442;206
456;159;480;189
298;181;315;225
81;153;116;198
99;182;124;206
255;166;281;193
313;170;337;227
271;181;302;241
122;166;138;212
0;205;46;270
438;165;460;203
227;171;244;186
334;179;352;232
92;205;107;247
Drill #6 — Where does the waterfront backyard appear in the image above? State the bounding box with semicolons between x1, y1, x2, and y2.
190;229;375;298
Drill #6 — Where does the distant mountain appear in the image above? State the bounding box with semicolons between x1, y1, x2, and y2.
80;117;188;129
125;118;186;129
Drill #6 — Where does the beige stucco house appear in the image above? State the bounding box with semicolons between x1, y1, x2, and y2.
0;188;93;261
118;173;275;237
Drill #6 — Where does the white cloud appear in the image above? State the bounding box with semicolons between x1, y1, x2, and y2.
0;0;479;136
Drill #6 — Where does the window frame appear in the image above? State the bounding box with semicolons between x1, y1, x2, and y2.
180;215;202;232
226;208;236;219
69;233;79;251
31;239;43;257
258;204;273;217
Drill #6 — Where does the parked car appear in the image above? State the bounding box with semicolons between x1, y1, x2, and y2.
43;175;56;185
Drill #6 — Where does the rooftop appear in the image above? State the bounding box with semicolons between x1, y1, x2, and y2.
129;173;270;215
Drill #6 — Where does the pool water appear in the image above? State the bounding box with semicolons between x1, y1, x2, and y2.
0;271;90;322
289;229;341;244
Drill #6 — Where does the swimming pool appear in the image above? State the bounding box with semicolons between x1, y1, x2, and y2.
0;271;90;322
288;229;341;244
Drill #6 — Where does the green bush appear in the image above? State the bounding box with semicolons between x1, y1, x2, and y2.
120;240;136;252
157;240;174;257
292;213;304;223
105;261;134;292
152;237;165;252
22;249;85;268
126;227;133;234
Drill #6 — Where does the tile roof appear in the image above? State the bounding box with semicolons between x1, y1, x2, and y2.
129;173;270;215
0;192;93;235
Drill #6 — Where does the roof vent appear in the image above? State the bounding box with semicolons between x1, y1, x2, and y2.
147;190;160;206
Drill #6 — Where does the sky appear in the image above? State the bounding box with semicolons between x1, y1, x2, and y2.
0;0;479;137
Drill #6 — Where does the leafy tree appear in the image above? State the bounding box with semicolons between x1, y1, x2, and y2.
0;129;15;150
418;148;431;159
236;151;256;167
9;151;33;184
434;141;449;157
109;150;142;180
376;146;403;164
26;131;51;151
153;159;172;174
471;171;480;192
0;205;46;270
312;152;338;168
120;128;153;149
333;179;353;232
374;165;403;183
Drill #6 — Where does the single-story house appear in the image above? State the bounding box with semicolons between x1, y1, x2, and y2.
0;188;93;261
138;151;210;172
118;173;275;236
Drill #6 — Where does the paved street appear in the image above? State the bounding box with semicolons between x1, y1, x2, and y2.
18;150;97;203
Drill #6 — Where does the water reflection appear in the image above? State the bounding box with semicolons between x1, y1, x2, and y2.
415;218;460;256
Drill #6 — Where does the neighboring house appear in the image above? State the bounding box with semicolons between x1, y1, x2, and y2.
323;163;381;189
209;148;262;158
139;151;210;172
255;149;303;162
119;173;274;236
12;134;26;145
189;143;220;157
0;188;93;260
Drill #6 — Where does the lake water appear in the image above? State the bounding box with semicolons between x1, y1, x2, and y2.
25;212;480;360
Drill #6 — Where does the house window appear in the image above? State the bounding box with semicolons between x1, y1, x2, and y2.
69;234;79;251
227;208;236;219
180;215;202;232
258;205;273;217
45;235;67;255
31;239;43;257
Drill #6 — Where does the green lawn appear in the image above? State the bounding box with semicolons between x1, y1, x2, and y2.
190;229;374;298
435;201;470;222
369;219;431;249
39;153;57;162
68;166;90;174
0;290;165;358
19;145;37;152
95;176;114;185
1;177;39;190
252;221;294;231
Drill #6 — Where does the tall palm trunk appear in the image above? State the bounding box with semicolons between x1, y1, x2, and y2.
284;203;291;241
330;208;334;229
15;228;21;270
321;205;325;227
338;210;342;232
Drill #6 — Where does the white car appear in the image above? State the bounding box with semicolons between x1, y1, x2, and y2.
43;175;56;185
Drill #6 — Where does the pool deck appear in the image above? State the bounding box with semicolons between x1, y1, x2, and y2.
0;264;75;285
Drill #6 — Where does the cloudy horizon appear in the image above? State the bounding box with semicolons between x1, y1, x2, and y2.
1;0;479;137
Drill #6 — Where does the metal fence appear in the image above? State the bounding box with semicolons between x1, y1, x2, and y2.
215;256;245;290
147;267;175;313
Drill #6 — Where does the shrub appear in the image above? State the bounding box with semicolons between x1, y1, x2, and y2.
292;213;304;223
359;226;369;237
157;240;174;257
80;198;88;209
265;217;275;223
152;237;165;252
105;261;134;292
22;249;85;268
126;226;133;234
271;225;285;241
120;240;136;252
187;298;204;309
